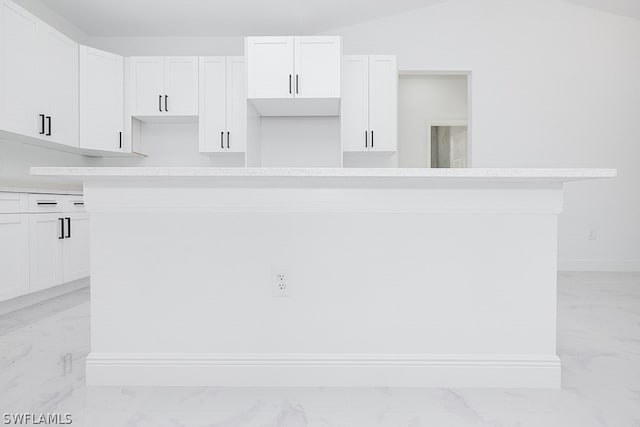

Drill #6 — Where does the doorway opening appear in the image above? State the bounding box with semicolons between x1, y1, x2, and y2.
429;121;468;168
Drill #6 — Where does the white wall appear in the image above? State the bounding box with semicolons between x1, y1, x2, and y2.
398;75;468;168
324;0;640;271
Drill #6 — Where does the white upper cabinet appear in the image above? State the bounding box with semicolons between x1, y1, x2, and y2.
294;36;341;99
40;24;78;147
0;0;78;147
246;36;341;116
341;55;397;153
0;0;39;138
164;56;199;116
128;56;198;118
79;46;124;152
199;56;246;153
247;37;293;99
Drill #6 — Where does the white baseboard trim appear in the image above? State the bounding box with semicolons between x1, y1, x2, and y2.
0;277;89;316
86;353;561;388
558;258;640;272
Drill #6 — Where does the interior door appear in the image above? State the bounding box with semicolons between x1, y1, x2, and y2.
0;214;29;301
225;56;246;152
40;22;78;147
368;55;397;152
164;56;199;116
198;56;227;152
130;56;164;116
80;46;124;152
340;56;369;152
62;213;90;283
246;37;294;99
29;213;64;292
0;1;40;137
294;36;341;99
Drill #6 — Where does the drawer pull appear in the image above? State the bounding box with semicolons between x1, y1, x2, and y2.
37;201;57;206
73;202;85;206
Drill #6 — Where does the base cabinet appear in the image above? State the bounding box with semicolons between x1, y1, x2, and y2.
29;212;90;293
0;214;29;300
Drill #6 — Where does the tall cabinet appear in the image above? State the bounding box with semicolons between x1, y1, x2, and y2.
341;55;397;153
199;56;246;154
0;0;78;147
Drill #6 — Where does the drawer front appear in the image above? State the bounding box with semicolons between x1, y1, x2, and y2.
0;192;28;214
27;194;66;213
61;195;86;212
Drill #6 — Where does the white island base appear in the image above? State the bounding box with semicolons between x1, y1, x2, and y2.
31;167;616;388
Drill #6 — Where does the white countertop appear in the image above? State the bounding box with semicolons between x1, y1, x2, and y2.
30;167;616;182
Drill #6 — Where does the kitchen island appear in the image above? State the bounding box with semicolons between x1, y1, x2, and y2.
31;167;616;388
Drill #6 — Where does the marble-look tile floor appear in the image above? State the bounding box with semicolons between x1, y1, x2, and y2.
0;272;639;426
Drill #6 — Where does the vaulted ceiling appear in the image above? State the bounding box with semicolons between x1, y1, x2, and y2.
41;0;640;37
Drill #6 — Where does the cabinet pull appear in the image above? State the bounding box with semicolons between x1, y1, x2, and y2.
165;95;168;112
289;74;292;94
296;74;299;94
119;131;122;149
371;130;374;148
365;130;368;148
220;131;224;149
58;218;65;240
65;217;71;239
39;114;45;135
159;95;162;112
227;131;230;149
73;202;84;206
37;201;57;206
46;116;51;136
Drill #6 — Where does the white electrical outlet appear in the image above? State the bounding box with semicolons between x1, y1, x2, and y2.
273;270;291;297
588;229;597;241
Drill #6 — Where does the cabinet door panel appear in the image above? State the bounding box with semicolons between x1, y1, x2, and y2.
340;56;369;152
369;55;397;152
80;46;123;152
62;213;89;283
29;214;63;292
40;23;78;147
0;1;40;137
198;57;227;152
247;37;293;99
130;57;164;115
294;36;341;99
0;214;29;301
226;56;246;152
164;56;198;115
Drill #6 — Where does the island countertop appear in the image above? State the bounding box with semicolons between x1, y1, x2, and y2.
30;167;617;184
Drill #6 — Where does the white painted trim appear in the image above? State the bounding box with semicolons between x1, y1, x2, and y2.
558;258;640;272
86;353;561;388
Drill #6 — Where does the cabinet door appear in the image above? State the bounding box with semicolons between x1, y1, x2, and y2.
129;56;164;116
294;36;341;99
164;56;198;116
29;214;63;293
246;37;294;99
0;0;41;137
368;55;397;152
0;214;29;301
198;56;227;152
40;22;79;147
341;56;370;152
226;56;246;152
79;46;124;152
62;213;90;283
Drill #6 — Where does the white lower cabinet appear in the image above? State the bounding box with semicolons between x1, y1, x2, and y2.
29;212;90;293
0;192;90;302
0;214;29;300
28;213;64;292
